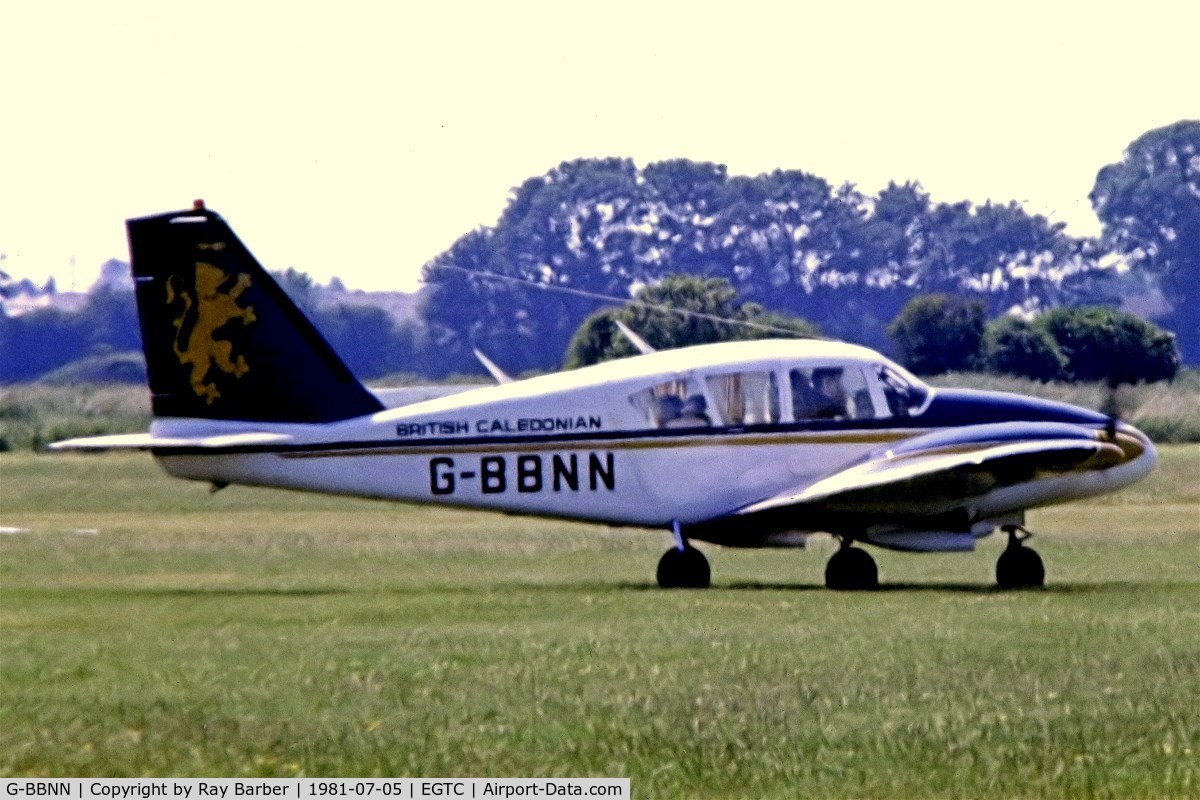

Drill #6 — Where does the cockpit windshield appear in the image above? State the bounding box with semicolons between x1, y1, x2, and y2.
875;363;930;417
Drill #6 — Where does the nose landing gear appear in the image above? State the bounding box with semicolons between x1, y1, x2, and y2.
996;525;1045;589
656;546;711;588
656;521;711;589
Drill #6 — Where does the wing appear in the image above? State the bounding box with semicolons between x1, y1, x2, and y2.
736;422;1122;521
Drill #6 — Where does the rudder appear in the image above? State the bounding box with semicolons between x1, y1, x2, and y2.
128;203;384;422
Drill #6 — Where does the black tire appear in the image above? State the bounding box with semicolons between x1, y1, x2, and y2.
996;546;1045;589
656;546;711;589
825;546;879;590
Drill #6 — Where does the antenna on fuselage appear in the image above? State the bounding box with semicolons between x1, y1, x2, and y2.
613;319;656;354
473;348;514;384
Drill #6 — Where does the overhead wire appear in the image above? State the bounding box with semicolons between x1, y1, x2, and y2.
425;263;818;339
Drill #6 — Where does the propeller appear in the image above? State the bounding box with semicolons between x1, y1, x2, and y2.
1099;378;1141;442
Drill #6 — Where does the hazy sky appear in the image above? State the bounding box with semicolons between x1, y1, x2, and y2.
2;1;1196;292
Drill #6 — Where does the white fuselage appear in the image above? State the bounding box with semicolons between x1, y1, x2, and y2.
152;340;1157;540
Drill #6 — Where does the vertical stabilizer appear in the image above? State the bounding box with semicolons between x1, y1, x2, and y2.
128;204;384;423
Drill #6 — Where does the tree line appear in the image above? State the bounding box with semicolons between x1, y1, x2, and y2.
421;120;1198;372
0;270;443;385
1;121;1194;384
886;294;1178;384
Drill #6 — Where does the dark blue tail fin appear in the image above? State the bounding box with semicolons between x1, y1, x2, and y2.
128;203;384;423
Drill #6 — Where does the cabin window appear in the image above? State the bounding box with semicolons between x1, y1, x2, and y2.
789;365;877;420
704;371;780;426
629;377;712;429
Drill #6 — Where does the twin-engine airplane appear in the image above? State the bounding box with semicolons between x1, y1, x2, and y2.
52;203;1158;590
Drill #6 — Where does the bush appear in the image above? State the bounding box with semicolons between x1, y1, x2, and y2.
980;316;1066;381
1036;307;1179;384
564;309;637;369
886;294;986;375
41;352;147;385
0;383;150;451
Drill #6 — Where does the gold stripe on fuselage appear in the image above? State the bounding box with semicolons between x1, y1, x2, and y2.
278;429;922;459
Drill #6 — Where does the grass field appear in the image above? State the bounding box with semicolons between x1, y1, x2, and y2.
1;449;1198;796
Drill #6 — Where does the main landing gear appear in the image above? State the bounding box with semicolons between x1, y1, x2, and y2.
653;525;1045;591
824;540;879;590
996;525;1045;589
656;522;711;589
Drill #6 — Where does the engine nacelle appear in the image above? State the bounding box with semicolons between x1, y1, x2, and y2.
759;531;808;548
864;523;995;552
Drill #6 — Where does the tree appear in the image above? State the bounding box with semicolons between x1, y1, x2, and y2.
640;160;729;275
713;169;849;300
419;157;1109;374
1036;307;1178;384
563;275;818;368
563;307;637;368
911;199;1086;315
0;286;144;383
860;181;932;290
1090;120;1200;363
76;287;141;354
980;316;1066;381
0;308;91;383
273;268;320;316
886;294;986;375
314;304;401;380
421;159;652;375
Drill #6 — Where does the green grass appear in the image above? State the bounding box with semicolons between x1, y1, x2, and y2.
1;449;1198;796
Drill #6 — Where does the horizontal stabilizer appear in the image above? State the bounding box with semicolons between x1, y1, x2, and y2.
47;431;294;452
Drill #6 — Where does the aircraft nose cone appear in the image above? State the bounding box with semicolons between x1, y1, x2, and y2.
1107;421;1157;484
1057;420;1158;500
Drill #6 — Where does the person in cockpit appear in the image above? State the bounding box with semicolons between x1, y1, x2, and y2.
665;394;711;428
810;367;850;419
653;394;684;427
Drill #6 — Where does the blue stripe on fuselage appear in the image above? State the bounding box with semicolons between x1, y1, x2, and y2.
883;421;1100;457
920;389;1108;427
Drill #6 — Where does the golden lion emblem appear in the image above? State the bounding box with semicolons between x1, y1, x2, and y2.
166;261;257;404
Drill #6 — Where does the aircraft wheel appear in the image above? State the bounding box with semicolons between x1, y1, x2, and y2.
656;546;711;589
825;545;879;590
996;545;1045;589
